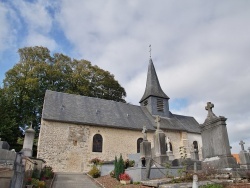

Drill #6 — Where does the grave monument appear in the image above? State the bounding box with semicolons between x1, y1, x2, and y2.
201;102;238;169
152;116;168;166
238;140;250;169
140;125;151;167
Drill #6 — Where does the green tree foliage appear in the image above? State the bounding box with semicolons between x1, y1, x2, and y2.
0;88;20;145
2;46;126;145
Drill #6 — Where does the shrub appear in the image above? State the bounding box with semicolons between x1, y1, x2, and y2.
88;165;101;178
114;154;125;180
119;173;131;181
41;166;54;180
32;169;40;179
30;178;46;188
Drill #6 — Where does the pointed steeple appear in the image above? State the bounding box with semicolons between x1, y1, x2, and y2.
140;58;169;103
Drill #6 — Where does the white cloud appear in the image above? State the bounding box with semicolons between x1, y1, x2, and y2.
23;32;57;51
11;0;53;33
0;2;16;52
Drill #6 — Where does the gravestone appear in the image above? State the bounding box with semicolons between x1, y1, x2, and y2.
238;140;250;169
0;138;10;150
152;116;168;166
140;125;151;167
201;102;238;169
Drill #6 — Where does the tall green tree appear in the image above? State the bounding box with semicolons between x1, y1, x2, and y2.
0;88;20;146
2;46;126;144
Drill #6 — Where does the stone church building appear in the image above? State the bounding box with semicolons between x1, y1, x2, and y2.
37;58;202;172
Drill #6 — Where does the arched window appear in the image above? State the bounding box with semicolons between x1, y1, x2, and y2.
137;138;143;153
92;134;103;152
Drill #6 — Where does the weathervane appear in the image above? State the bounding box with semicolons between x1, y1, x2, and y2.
149;44;151;58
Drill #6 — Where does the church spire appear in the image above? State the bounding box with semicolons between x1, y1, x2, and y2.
139;58;169;103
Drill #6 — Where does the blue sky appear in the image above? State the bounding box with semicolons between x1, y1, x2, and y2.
0;0;250;153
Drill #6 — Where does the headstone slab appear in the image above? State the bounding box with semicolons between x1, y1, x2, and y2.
239;150;250;169
201;116;231;158
0;141;10;150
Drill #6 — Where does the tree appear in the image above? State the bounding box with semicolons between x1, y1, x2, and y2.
114;154;125;180
2;46;126;145
0;88;20;146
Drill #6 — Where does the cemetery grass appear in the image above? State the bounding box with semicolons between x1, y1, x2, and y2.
96;175;151;188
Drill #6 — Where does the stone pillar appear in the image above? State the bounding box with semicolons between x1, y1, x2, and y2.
22;124;35;157
201;102;238;169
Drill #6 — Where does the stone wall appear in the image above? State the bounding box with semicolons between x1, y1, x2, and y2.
37;120;202;172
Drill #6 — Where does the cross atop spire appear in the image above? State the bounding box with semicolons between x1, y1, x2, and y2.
149;44;152;58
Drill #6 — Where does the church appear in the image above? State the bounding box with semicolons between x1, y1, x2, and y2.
37;57;202;172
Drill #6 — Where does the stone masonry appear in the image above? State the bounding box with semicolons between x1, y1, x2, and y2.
37;120;201;172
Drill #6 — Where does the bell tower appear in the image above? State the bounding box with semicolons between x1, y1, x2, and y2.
139;58;170;117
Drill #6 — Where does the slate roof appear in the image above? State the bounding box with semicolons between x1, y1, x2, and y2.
139;58;169;103
42;90;201;133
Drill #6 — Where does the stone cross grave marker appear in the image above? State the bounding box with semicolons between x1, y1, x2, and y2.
155;115;161;130
142;125;148;141
205;102;217;119
239;140;245;151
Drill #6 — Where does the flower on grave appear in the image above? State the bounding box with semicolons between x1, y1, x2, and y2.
119;173;131;181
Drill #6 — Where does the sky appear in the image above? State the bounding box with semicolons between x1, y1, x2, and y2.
0;0;250;153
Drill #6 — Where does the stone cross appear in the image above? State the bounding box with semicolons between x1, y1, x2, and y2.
205;102;217;119
142;126;148;141
155;116;161;130
239;140;245;151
